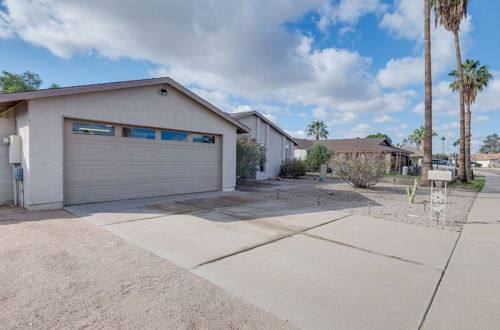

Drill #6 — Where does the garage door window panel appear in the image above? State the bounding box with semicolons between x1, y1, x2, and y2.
122;127;156;139
72;122;115;136
193;134;215;144
161;130;189;142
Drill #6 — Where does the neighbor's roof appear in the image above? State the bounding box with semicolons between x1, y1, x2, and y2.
230;110;298;145
0;77;250;133
294;137;412;154
471;153;500;161
400;145;423;157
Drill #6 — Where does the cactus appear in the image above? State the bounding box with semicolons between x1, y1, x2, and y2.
406;178;419;204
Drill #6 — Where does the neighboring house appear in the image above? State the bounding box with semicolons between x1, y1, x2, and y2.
0;77;249;209
295;137;412;173
471;154;500;168
230;111;297;179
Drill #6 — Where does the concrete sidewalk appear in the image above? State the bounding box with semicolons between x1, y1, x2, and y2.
423;170;500;329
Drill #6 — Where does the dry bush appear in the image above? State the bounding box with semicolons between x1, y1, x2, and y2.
331;153;385;188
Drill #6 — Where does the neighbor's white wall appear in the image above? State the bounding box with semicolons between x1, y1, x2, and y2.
237;114;293;179
294;148;307;160
0;118;16;204
21;84;238;209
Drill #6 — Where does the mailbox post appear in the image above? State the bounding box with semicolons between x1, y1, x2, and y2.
428;170;453;224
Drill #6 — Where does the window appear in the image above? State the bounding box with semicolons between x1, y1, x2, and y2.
122;127;156;139
72;122;115;136
161;130;189;142
193;134;215;144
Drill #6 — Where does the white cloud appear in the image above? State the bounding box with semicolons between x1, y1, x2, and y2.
435;121;459;131
318;0;387;32
374;114;398;123
338;26;356;36
263;113;278;122
350;123;373;137
377;0;473;90
474;74;500;112
284;129;307;139
312;107;329;119
473;116;489;124
0;0;414;117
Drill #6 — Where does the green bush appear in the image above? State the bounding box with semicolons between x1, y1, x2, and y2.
236;136;266;180
305;144;334;172
280;159;306;178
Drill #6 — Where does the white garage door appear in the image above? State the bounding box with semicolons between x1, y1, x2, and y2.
64;120;221;205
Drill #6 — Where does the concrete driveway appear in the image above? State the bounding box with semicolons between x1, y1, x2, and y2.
67;191;460;330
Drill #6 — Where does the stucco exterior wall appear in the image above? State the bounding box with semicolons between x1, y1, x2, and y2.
237;114;293;179
294;148;307;160
17;84;238;210
0;118;16;204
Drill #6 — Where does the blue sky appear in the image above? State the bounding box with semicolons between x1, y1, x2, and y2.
1;0;499;153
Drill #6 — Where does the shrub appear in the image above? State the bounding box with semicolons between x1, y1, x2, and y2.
280;159;306;178
236;136;266;180
331;153;385;188
305;144;334;172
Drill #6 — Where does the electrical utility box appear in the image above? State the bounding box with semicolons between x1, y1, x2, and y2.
8;135;22;164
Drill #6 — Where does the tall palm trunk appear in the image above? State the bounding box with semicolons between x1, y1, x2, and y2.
422;0;433;186
465;102;472;179
454;31;467;182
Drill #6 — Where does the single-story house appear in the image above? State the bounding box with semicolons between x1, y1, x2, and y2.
294;137;413;173
230;111;297;179
471;153;500;168
0;77;249;210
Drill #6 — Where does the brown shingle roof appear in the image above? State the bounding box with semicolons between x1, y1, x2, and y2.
295;138;412;155
471;153;500;161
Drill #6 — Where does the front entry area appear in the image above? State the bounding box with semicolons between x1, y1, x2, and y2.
64;119;221;205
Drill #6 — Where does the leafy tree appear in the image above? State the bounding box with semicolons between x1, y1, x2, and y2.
366;132;392;145
49;83;61;89
479;134;500;154
434;0;469;181
0;71;42;93
307;121;329;140
305;144;334;172
236;136;266;180
449;59;493;170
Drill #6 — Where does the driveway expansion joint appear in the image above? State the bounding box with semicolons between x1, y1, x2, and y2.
300;232;443;272
190;213;353;270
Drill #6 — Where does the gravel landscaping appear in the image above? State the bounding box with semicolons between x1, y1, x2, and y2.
0;207;295;330
245;179;477;232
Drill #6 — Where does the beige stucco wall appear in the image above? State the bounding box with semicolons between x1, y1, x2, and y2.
16;84;238;210
237;114;294;179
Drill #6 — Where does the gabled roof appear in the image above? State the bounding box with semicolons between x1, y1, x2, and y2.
295;137;412;155
0;77;249;133
230;110;298;145
471;153;500;161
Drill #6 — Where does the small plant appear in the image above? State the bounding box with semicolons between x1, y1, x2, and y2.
406;178;419;204
331;153;385;188
236;136;266;180
280;159;306;178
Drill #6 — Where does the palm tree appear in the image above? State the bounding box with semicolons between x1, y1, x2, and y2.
453;138;460;163
434;0;469;182
441;136;446;154
422;0;433;185
307;121;329;140
408;126;437;152
449;59;493;176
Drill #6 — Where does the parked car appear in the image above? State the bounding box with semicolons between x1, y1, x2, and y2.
470;161;482;168
432;159;458;176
